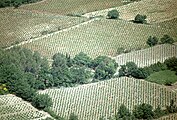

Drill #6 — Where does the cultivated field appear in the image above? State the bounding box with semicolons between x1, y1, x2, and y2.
0;8;87;48
21;18;176;59
0;94;50;120
83;0;177;23
19;0;123;15
113;44;177;68
39;77;177;120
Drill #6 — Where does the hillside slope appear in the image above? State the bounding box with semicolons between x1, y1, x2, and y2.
39;77;177;120
113;44;177;68
0;94;51;120
0;8;87;48
21;19;176;59
83;0;177;23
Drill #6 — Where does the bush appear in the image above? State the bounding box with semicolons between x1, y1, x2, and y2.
107;9;119;19
116;104;131;119
73;52;92;67
133;103;154;119
164;57;177;71
32;94;52;110
160;35;174;44
146;36;158;47
134;14;147;24
154;105;165;119
93;56;118;80
119;62;138;77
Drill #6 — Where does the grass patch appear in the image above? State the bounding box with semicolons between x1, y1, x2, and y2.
146;70;177;85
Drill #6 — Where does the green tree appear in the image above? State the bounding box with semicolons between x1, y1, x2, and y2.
134;14;147;24
146;36;158;47
32;94;53;110
94;56;118;80
160;35;174;44
73;52;92;67
107;9;119;19
133;103;154;119
116;104;131;119
119;62;138;77
154;105;165;119
164;57;177;71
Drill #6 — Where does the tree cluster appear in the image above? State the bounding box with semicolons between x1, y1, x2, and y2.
111;100;177;120
0;0;42;8
146;35;175;47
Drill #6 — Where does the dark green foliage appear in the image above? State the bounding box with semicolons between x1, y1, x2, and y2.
73;52;92;67
154;105;165;119
116;104;131;119
160;35;174;44
146;36;158;47
164;57;177;71
70;66;93;84
134;14;147;24
166;99;177;113
119;62;138;77
32;94;52;110
93;56;118;80
133;103;154;120
0;0;42;8
107;9;119;19
69;113;78;120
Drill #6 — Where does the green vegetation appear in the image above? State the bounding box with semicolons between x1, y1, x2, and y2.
160;34;175;44
146;36;158;47
32;94;53;110
0;0;42;8
0;84;8;95
134;14;147;24
146;70;177;85
107;9;119;19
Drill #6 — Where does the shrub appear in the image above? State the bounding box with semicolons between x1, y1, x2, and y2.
73;52;92;67
164;57;177;71
32;94;53;110
146;36;158;47
69;113;78;120
107;9;119;19
116;104;131;119
154;105;165;119
119;62;138;77
134;14;147;24
160;35;174;44
133;103;154;119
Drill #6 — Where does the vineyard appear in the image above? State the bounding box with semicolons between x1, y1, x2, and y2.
39;77;177;120
0;94;50;120
19;0;123;15
0;8;87;48
82;0;177;23
113;44;177;68
21;18;176;59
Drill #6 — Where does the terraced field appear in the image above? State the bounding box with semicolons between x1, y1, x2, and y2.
0;8;87;48
39;77;177;120
0;94;50;120
83;0;177;23
113;44;177;68
20;0;123;15
21;18;176;59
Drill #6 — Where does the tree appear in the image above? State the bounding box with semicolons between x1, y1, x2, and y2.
93;56;118;80
73;52;92;67
116;104;131;119
107;9;119;19
32;94;53;110
119;62;138;77
134;14;147;24
164;57;177;71
160;35;174;44
154;105;165;119
133;103;154;119
166;99;177;113
146;36;158;47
